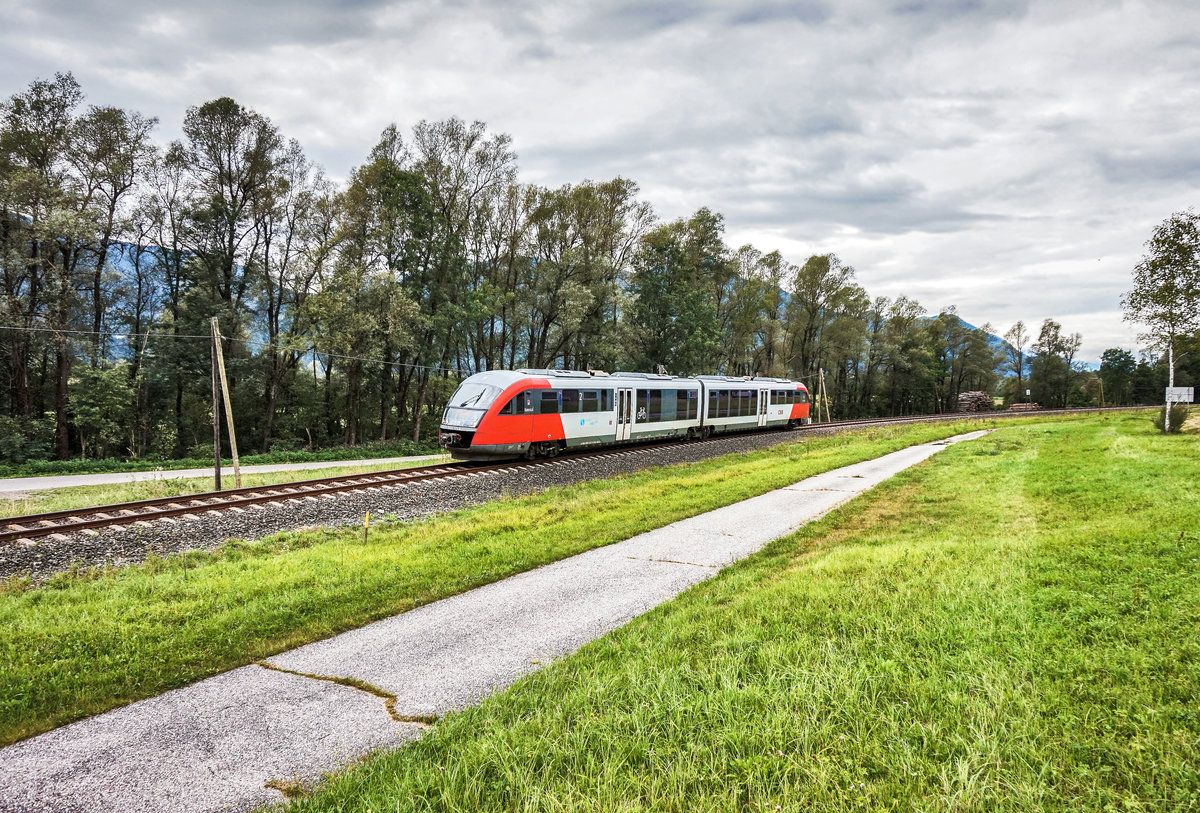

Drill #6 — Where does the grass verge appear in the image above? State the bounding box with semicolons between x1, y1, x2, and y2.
279;412;1199;812
0;419;1000;746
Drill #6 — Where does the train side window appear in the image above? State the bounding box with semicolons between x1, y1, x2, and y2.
797;389;808;404
561;389;581;413
659;389;677;421
580;390;600;413
538;390;560;414
676;389;695;420
500;393;528;415
602;390;613;411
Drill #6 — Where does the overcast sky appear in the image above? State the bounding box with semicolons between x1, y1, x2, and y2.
3;0;1197;361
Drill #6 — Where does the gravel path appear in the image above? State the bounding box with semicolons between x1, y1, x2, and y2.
0;427;854;581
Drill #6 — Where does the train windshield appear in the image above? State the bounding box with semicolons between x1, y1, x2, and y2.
448;382;501;409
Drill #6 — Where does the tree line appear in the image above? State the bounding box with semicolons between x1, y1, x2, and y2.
0;73;1182;464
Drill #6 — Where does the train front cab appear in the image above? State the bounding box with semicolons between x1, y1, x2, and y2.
441;370;623;461
439;371;551;461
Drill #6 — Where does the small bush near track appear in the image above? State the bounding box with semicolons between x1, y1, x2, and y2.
1153;403;1191;434
281;412;1199;812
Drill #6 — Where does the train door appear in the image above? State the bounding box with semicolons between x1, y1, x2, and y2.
758;387;769;427
616;387;634;442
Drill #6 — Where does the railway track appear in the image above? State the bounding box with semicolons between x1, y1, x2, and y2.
0;406;1142;545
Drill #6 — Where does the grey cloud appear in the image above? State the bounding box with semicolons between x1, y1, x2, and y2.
571;1;713;41
517;42;556;62
888;0;1029;24
728;1;831;27
24;0;391;49
1096;148;1200;186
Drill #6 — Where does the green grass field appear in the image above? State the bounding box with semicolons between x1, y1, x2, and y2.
276;412;1199;812
0;420;986;746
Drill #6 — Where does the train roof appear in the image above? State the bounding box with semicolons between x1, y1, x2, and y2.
456;369;807;389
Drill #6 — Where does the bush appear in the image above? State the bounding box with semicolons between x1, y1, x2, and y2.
0;415;54;465
1152;404;1191;433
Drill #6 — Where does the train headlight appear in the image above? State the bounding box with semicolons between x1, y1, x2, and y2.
443;407;485;428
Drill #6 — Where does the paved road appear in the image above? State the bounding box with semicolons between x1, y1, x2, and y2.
0;454;449;498
0;431;987;812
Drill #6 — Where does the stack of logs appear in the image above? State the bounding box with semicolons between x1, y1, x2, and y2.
1007;402;1042;412
956;391;994;413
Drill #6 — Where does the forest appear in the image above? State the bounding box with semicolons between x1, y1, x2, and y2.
0;73;1185;465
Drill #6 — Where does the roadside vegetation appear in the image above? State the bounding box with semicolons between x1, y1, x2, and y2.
278;411;1199;811
0;420;990;746
0;456;450;519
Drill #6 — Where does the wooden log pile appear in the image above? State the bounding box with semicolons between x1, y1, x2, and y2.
956;391;994;413
1007;402;1041;412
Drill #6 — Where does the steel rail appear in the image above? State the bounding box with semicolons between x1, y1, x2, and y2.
0;405;1147;544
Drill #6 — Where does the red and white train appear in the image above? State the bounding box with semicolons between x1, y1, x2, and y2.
439;368;811;461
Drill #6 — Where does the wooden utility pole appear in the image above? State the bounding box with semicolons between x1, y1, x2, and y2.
211;317;242;487
211;329;222;491
818;368;831;423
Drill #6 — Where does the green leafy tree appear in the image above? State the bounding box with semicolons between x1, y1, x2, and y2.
784;254;863;381
627;214;722;375
1099;348;1136;405
1122;209;1200;385
1029;319;1083;408
0;72;83;446
71;362;135;459
1003;320;1030;403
